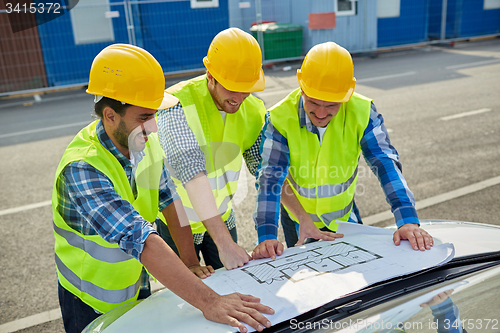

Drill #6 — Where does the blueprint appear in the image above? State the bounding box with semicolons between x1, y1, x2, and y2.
102;222;455;333
243;241;382;284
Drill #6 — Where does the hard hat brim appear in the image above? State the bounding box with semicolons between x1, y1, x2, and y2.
203;57;266;93
298;69;356;103
158;91;180;110
212;68;265;93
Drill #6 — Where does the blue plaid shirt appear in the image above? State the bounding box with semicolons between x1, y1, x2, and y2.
56;120;179;289
254;97;419;242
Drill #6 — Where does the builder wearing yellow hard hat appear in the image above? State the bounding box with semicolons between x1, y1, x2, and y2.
251;42;434;260
156;27;266;270
53;43;273;333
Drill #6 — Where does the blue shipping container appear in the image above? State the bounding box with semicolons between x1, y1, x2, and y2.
37;0;229;87
429;0;500;39
37;0;129;87
138;0;229;73
378;0;429;47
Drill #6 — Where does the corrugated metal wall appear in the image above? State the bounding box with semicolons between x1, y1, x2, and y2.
303;0;377;53
228;0;378;55
0;13;47;93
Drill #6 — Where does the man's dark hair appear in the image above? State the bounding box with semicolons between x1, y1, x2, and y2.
206;70;218;85
94;97;131;118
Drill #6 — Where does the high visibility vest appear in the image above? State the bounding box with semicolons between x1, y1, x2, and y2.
166;75;266;234
270;88;371;231
52;121;164;313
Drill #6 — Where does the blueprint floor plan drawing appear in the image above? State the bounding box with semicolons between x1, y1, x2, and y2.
243;241;382;284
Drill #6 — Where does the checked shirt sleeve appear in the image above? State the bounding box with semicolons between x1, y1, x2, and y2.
157;103;207;186
253;113;291;243
158;163;180;212
430;298;463;333
242;132;263;177
63;161;157;262
360;103;419;228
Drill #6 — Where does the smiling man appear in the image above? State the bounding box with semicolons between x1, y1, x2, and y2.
52;44;273;333
156;28;266;270
252;42;434;260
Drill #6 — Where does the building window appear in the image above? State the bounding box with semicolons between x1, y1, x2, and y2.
336;0;356;16
69;0;115;45
377;0;401;18
484;0;500;9
190;0;219;9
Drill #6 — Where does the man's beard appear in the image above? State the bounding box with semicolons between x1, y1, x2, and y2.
113;119;129;149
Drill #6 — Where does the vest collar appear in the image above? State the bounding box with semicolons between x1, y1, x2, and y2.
298;95;320;137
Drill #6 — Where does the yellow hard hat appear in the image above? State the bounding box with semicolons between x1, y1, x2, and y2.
203;28;265;93
297;42;356;103
86;44;178;109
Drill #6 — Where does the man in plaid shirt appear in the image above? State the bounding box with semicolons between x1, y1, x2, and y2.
252;42;433;260
53;43;273;333
157;28;267;270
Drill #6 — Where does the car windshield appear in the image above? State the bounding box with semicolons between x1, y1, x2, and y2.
317;265;500;333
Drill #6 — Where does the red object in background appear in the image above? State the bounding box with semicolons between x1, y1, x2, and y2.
308;12;336;30
0;12;48;93
251;20;276;26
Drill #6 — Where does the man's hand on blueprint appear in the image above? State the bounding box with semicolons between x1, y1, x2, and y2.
393;223;434;251
203;292;275;333
252;239;284;260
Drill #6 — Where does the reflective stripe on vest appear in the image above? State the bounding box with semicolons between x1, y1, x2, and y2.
53;221;132;263
55;255;141;304
205;169;240;192
270;89;371;231
287;166;358;199
52;121;163;313
167;75;265;233
304;198;354;224
183;193;234;223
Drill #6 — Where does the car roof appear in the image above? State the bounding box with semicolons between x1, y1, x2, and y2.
391;220;500;257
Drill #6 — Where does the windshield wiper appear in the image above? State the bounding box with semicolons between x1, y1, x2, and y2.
448;250;500;265
267;253;500;333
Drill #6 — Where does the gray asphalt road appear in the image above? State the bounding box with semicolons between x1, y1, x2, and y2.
1;38;499;333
